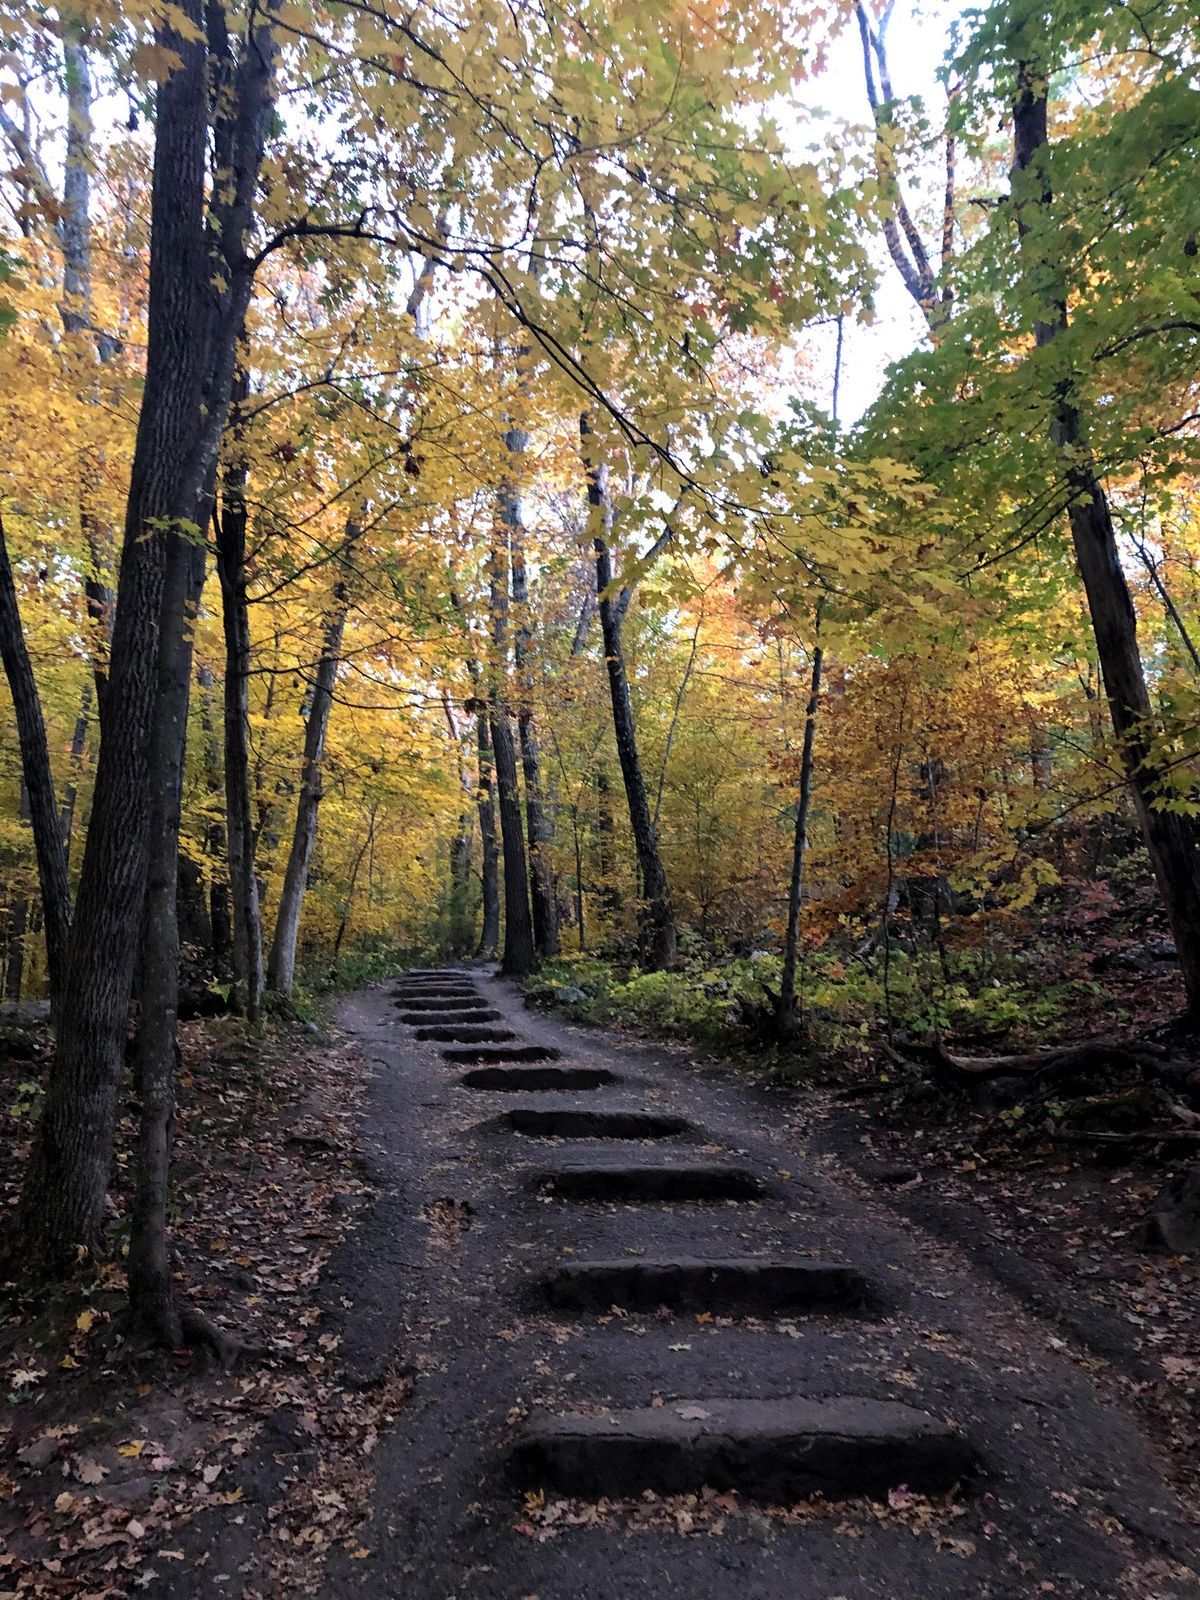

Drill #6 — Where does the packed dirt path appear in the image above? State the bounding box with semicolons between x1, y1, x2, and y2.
178;969;1200;1598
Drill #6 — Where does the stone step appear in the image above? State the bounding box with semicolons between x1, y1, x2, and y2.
394;985;479;999
502;1108;691;1140
394;994;490;1011
509;1397;974;1502
398;1009;506;1027
416;1025;518;1044
398;982;476;992
460;1065;619;1091
403;969;469;979
531;1158;765;1203
540;1257;875;1315
444;1044;564;1066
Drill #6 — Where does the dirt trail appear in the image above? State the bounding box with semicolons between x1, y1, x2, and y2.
163;970;1200;1597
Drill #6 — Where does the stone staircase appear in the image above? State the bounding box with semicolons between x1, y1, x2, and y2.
390;966;975;1509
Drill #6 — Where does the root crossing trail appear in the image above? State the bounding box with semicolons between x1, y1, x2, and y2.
196;972;1200;1597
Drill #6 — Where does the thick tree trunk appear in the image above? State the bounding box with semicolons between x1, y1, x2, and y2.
778;638;824;1023
216;412;264;1019
127;537;205;1345
475;701;501;959
1012;65;1200;1017
0;513;72;1007
19;0;279;1267
506;459;559;957
267;561;353;999
581;419;676;971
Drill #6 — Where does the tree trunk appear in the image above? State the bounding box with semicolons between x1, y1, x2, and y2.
507;461;559;957
488;531;536;976
127;536;205;1345
333;803;377;965
580;418;676;971
0;512;72;1007
440;694;475;954
491;701;536;975
778;636;824;1023
216;400;264;1020
267;550;354;999
475;701;501;959
60;30;118;728
4;893;27;1004
19;0;279;1267
198;664;231;981
1012;63;1200;1017
59;681;93;867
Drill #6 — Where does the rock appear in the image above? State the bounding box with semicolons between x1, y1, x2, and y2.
17;1434;61;1470
1117;939;1179;977
1055;1088;1160;1134
96;1474;155;1507
556;986;586;1005
1147;1161;1200;1254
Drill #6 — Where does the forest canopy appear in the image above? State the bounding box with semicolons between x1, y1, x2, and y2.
0;0;1199;1334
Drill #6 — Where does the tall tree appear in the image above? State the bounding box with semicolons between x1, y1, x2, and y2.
1008;49;1200;1016
488;527;536;976
474;697;501;959
215;391;265;1020
268;527;359;999
19;0;281;1274
581;416;677;971
0;512;71;1006
505;431;560;958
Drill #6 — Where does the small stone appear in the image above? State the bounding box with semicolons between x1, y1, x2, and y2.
17;1435;61;1470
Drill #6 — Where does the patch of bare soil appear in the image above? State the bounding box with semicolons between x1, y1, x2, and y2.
0;1012;409;1598
820;1051;1200;1503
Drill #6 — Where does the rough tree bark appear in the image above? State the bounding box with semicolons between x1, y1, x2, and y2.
0;512;72;1007
1011;61;1200;1018
580;415;676;971
18;0;280;1276
127;536;206;1346
215;389;265;1020
267;535;357;1000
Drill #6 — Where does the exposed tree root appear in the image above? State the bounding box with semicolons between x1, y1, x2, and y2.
126;1299;246;1370
925;1036;1163;1084
180;1307;245;1369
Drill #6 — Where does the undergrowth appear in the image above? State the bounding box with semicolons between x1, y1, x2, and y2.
524;944;1082;1077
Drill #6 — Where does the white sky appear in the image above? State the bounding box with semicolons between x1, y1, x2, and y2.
803;0;963;422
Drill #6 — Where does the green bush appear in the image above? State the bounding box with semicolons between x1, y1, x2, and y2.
523;942;1073;1063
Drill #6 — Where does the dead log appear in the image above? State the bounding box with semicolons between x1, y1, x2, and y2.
924;1036;1161;1085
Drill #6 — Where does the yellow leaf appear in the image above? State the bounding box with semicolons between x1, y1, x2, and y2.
76;1308;95;1333
118;1440;146;1459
